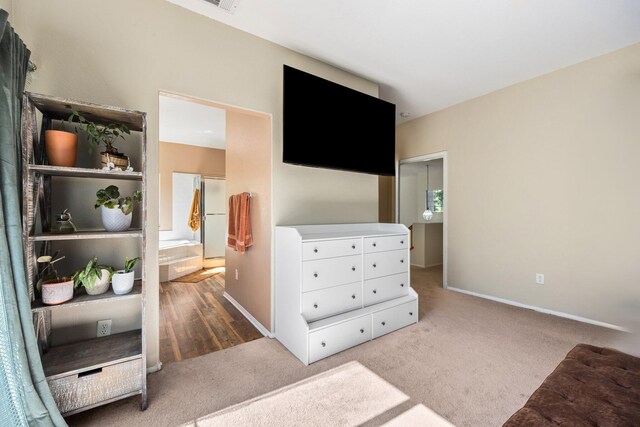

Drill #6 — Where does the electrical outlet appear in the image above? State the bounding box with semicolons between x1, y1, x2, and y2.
97;319;112;337
235;269;239;280
535;273;545;285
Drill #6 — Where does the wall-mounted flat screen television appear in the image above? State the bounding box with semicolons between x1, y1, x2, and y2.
283;65;396;176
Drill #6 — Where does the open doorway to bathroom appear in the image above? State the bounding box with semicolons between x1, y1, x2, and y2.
398;152;448;293
158;92;265;364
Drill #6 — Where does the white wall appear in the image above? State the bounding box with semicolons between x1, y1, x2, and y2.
397;43;640;330
159;173;201;242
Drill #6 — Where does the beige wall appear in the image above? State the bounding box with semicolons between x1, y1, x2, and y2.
397;43;640;329
1;1;11;15
159;141;225;230
13;0;378;368
225;109;272;330
424;224;443;268
378;176;394;223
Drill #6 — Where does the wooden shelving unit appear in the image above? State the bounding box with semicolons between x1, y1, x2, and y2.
21;92;148;415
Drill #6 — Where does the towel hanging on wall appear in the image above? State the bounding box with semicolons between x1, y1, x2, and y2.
187;188;201;232
227;192;253;254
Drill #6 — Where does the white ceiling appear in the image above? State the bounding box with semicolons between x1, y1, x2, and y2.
159;94;226;149
167;0;640;122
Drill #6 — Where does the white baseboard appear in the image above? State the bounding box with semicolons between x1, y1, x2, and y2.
147;362;162;374
224;292;274;338
447;286;630;333
411;263;425;268
425;263;443;268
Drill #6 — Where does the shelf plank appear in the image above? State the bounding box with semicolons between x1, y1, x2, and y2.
28;164;142;180
31;281;142;313
42;330;142;379
26;92;145;131
29;229;142;242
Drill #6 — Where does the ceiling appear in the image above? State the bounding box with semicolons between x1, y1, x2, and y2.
159;95;226;149
167;0;640;123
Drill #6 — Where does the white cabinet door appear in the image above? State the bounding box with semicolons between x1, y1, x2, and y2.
204;214;226;258
371;299;418;339
302;282;362;322
302;239;361;261
302;255;362;292
363;273;409;306
364;250;408;280
364;234;408;253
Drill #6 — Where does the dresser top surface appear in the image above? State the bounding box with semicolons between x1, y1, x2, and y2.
277;223;408;241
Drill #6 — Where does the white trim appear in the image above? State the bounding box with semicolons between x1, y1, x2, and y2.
397;151;448;288
424;263;443;268
146;362;162;374
411;263;426;269
224;292;274;338
447;286;630;332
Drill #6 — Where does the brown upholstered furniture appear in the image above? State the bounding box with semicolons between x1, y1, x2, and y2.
504;344;640;426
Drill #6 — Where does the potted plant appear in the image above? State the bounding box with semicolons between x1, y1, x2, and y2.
44;111;78;167
67;107;131;169
37;251;74;305
72;256;113;296
95;185;142;232
112;257;141;295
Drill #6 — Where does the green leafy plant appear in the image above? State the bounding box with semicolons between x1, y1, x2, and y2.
123;257;141;273
95;185;142;215
64;106;130;156
36;251;66;290
72;257;113;290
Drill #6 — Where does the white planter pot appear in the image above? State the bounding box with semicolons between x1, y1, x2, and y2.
101;206;132;232
112;270;135;295
42;278;74;305
85;269;111;295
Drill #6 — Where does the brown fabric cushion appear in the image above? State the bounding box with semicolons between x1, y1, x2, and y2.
504;344;640;427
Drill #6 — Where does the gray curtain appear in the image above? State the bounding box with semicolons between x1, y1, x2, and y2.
0;9;66;427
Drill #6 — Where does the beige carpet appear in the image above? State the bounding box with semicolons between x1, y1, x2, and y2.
68;266;631;427
181;361;412;426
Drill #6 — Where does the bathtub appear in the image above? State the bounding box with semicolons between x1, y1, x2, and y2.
159;240;203;281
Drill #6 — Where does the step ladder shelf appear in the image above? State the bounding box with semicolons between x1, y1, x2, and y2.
28;164;143;180
29;229;143;241
31;281;142;313
42;330;142;379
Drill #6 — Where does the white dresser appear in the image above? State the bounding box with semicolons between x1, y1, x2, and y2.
275;223;418;365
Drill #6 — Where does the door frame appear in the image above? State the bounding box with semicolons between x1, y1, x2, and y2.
396;151;449;288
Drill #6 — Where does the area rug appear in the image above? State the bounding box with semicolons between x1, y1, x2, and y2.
172;268;225;284
180;361;433;427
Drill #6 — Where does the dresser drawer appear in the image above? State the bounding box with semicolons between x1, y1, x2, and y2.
372;300;418;339
364;234;408;253
302;282;362;322
364;250;408;280
302;255;362;292
308;315;371;363
47;358;142;414
364;272;409;306
302;238;361;261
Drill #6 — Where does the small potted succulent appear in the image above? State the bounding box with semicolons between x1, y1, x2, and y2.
73;257;113;296
67;107;131;169
37;251;74;305
95;185;142;232
111;257;141;295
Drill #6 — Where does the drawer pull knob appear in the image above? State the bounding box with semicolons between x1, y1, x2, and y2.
360;328;364;333
321;341;326;347
373;289;377;294
373;263;377;268
314;248;318;253
352;266;356;271
352;244;356;249
351;294;356;299
381;321;386;326
373;243;377;247
409;312;413;316
400;283;405;287
400;259;404;263
401;240;404;244
314;303;318;309
313;273;318;278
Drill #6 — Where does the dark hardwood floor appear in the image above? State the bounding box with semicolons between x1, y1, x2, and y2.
159;271;263;365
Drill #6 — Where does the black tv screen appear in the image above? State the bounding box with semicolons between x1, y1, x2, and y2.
283;65;396;176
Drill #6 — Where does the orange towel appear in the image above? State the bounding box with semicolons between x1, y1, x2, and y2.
187;188;201;232
227;192;253;254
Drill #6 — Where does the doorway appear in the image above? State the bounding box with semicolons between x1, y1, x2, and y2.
157;92;268;364
397;152;448;288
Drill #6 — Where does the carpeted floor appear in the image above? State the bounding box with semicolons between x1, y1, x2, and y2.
67;266;630;427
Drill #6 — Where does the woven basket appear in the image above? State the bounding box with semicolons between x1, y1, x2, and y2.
101;152;129;169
